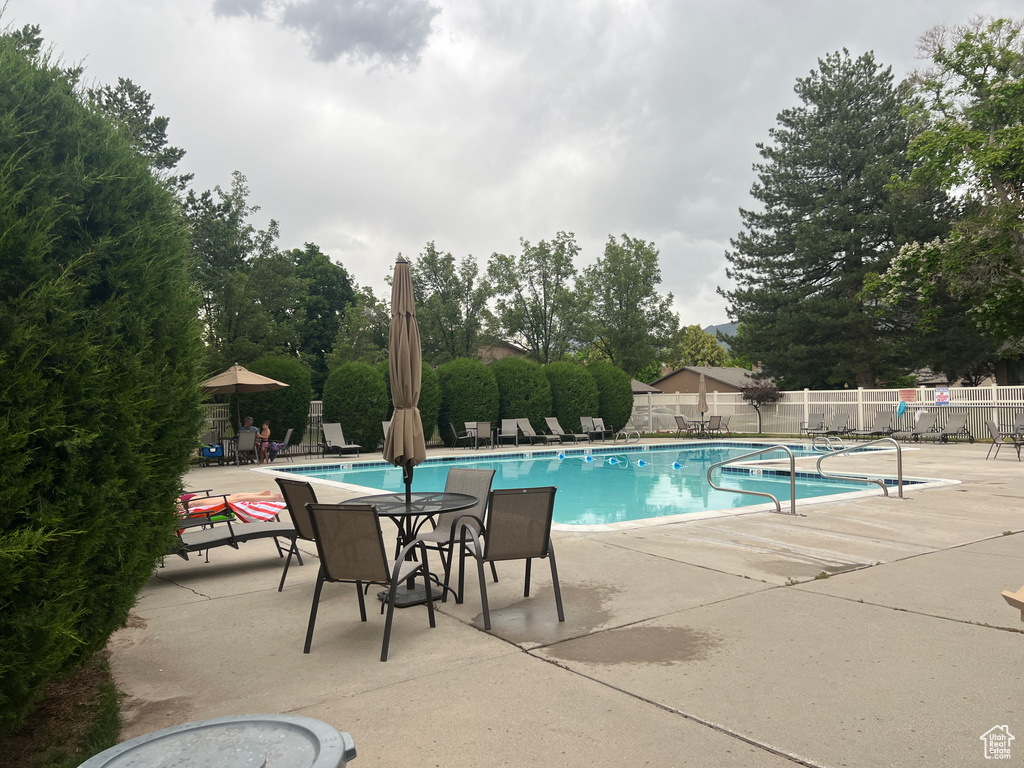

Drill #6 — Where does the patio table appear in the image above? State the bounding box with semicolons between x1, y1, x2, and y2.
346;491;477;607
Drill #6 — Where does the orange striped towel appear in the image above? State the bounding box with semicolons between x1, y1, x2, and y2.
228;499;285;523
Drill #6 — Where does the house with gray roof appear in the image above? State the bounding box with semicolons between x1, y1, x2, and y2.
650;366;760;394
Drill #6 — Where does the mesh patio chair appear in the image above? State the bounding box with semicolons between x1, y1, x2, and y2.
457;486;564;631
986;420;1023;461
304;502;436;662
518;418;560;445
498;419;520;447
674;414;694;438
235;429;258;465
468;421;493;449
413;467;497;602
322;422;361;457
450;421;474;448
705;415;723;435
807;413;850;436
718;415;733;434
544;417;587;443
589;417;614;441
274;477;318;591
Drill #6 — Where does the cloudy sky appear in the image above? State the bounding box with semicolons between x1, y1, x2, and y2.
7;0;1021;326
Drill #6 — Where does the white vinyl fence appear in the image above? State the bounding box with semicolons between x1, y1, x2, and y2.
629;385;1024;439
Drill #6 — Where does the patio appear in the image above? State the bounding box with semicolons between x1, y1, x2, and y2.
108;439;1024;767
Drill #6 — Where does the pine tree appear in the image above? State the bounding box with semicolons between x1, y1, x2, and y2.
722;50;949;388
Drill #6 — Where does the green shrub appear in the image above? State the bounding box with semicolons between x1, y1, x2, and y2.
322;362;388;450
436;358;499;445
0;38;202;735
586;361;634;431
238;356;313;445
544;362;599;433
419;366;441;443
492;357;552;432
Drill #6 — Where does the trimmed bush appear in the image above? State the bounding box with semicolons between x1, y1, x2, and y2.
436;358;499;446
419;366;441;443
322;362;388;450
0;38;202;735
238;356;313;445
586;361;634;432
544;362;599;433
492;357;552;432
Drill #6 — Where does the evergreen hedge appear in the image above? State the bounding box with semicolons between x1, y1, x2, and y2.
321;362;388;450
0;38;202;735
544;362;599;433
492;357;552;432
436;358;499;445
586;361;634;432
238;356;313;445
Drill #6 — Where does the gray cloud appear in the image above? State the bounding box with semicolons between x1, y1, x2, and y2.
211;0;266;18
282;0;440;66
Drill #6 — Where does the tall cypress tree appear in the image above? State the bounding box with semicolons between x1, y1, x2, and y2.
722;50;949;389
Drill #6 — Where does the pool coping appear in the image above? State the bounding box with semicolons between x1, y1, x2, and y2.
253;440;959;532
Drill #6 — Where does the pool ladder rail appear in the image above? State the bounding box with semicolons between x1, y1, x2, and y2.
706;438;904;515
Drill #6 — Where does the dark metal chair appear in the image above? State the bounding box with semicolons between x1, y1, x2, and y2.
498;419;519;447
986;420;1023;461
457;487;564;631
303;503;436;662
449;421;474;448
274;477;318;591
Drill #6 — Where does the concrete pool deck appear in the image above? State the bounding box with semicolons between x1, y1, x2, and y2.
109;439;1023;766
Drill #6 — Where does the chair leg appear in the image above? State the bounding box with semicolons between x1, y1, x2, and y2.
381;584;399;662
303;567;326;653
278;541;298;592
420;546;436;629
355;581;367;621
524;557;532;597
548;541;565;622
489;561;499;583
476;555;492;630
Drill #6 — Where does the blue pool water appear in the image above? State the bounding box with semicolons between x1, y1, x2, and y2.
279;442;902;526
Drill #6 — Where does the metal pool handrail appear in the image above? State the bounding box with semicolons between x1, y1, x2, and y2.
707;444;797;515
815;437;903;498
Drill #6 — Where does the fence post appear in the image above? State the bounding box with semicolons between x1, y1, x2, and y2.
856;387;864;430
803;389;809;428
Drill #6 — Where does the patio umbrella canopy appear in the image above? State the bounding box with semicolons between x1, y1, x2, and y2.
698;372;709;420
200;363;289;428
382;257;426;503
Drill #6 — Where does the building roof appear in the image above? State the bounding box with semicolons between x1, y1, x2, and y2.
631;378;662;394
651;366;758;390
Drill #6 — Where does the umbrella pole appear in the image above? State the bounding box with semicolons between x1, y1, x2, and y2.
404;461;413;505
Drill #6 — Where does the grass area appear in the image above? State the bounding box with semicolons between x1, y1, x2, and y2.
0;652;121;768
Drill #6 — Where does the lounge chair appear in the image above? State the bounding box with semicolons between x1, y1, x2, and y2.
918;413;973;444
498;419;519;447
413;467;497;602
544;417;587;443
274;477;318;592
800;413;826;436
450;421;474;448
986;420;1023;461
303;502;436;662
807;413;850;436
456;487;564;631
518;418;560;445
322;422;361;457
892;412;937;442
849;412;893;439
171;496;297;564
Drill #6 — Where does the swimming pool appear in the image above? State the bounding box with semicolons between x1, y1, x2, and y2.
271;442;909;527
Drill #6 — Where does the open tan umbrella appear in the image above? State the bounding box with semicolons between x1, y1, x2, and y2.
382;257;426;504
698;371;709;421
200;363;289;428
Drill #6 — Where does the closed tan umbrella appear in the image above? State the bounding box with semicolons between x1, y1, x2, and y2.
698;372;709;422
200;363;289;428
382;257;426;504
